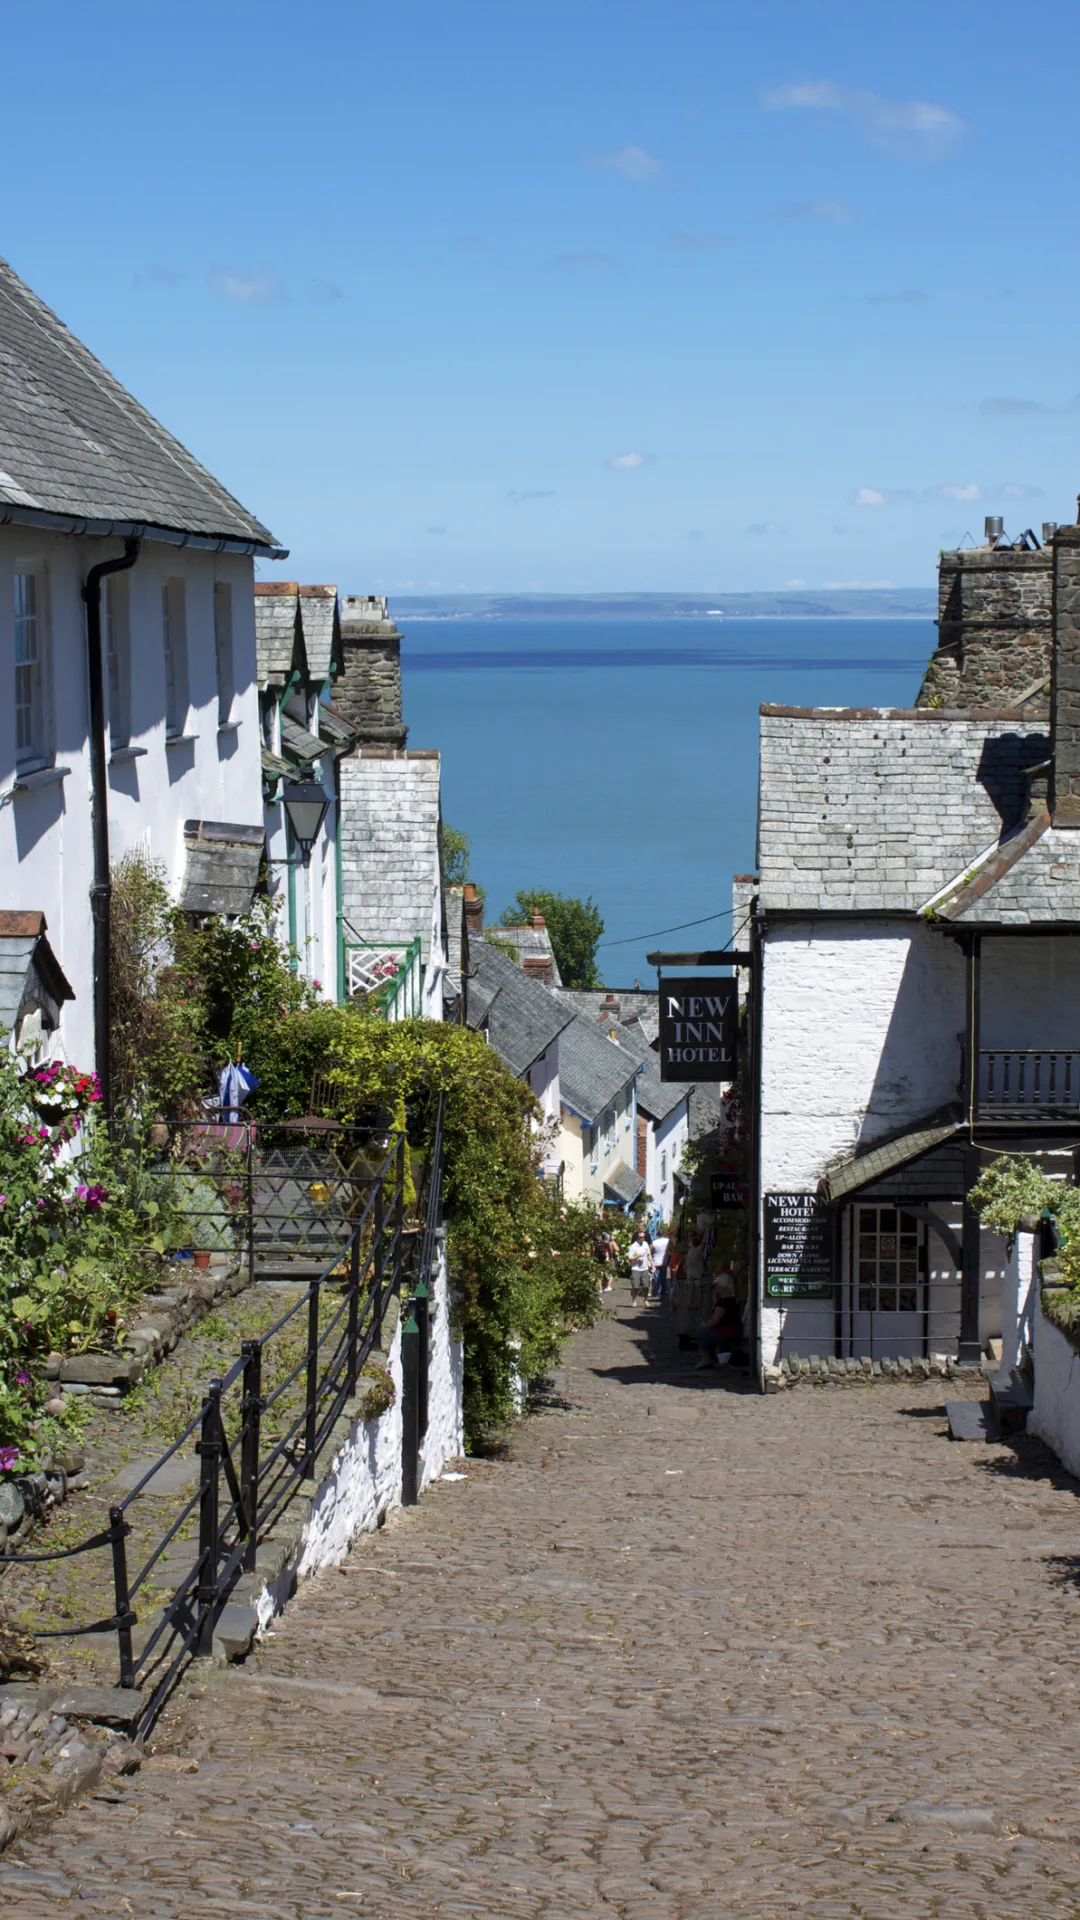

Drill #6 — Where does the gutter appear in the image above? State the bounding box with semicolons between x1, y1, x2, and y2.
0;501;287;560
82;536;142;1111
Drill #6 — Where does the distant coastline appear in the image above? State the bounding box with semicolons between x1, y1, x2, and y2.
393;588;936;622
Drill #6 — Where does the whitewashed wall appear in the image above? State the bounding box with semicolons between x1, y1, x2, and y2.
646;1099;689;1224
255;1233;463;1623
757;919;1013;1367
264;744;341;1003
1030;1289;1080;1477
0;529;262;1068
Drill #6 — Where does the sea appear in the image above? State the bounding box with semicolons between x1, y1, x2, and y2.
400;617;935;986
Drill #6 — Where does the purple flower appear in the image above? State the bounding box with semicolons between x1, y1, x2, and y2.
74;1182;108;1212
14;1371;30;1389
0;1447;19;1473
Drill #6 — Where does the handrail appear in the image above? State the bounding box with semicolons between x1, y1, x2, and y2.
0;1122;447;1739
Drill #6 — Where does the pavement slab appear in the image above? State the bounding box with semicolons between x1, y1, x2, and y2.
3;1285;1080;1915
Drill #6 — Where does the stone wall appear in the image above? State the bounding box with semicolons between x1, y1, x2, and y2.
1051;527;1080;825
334;594;408;746
254;1231;463;1624
917;546;1052;709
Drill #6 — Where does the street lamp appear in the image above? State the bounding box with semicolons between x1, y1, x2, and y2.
281;780;330;867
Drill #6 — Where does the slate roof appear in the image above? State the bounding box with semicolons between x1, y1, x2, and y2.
559;988;659;1047
916;809;1080;926
318;704;359;750
280;713;327;767
299;586;339;684
604;1161;645;1206
758;706;1051;914
0;256;281;552
822;1109;965;1202
493;923;563;986
254;585;303;685
338;752;442;963
465;935;573;1078
557;1012;641;1125
0;912;74;1032
178;821;265;917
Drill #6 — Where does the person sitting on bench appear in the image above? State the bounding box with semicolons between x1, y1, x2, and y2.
694;1283;743;1370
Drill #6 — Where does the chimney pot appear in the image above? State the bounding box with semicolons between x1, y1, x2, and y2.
984;516;1004;545
463;883;484;934
530;911;546;930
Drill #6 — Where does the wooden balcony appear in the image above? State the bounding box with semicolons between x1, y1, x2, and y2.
976;1049;1080;1124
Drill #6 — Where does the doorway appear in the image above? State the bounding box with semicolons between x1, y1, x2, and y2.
851;1204;928;1359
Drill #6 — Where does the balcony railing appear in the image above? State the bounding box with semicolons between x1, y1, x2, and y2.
345;936;423;1022
977;1049;1080;1122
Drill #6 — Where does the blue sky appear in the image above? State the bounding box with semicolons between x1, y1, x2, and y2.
6;0;1079;592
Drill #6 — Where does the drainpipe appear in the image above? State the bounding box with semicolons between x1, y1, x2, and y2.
83;537;141;1113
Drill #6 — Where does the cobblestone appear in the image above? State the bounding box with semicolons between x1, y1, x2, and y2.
4;1291;1080;1913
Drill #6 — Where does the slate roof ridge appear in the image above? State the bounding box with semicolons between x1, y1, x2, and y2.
921;808;1052;922
0;255;278;548
760;703;1035;723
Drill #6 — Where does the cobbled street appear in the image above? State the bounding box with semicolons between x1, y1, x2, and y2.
5;1294;1080;1919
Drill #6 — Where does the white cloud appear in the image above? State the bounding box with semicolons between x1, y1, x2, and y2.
779;198;857;224
999;482;1044;500
747;521;789;536
786;578;807;588
821;577;897;589
607;451;652;470
595;144;661;181
763;80;964;156
210;268;282;304
925;482;982;502
506;489;556;504
851;486;912;507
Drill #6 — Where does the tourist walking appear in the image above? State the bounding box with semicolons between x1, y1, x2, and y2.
627;1224;654;1307
650;1223;670;1301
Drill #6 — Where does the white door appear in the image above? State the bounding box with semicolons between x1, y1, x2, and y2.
851;1205;927;1360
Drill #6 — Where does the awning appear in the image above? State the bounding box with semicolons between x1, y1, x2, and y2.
318;704;359;749
179;821;265;917
822;1107;964;1203
604;1160;645;1207
261;748;291;786
280;713;326;766
0;911;74;1037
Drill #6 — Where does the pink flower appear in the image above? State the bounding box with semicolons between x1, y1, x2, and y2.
0;1447;19;1473
74;1182;108;1212
14;1371;30;1389
312;979;322;991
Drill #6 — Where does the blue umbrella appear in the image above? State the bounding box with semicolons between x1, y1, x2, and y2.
219;1058;259;1122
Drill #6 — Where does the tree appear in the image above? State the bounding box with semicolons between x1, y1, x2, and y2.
442;824;472;889
502;890;604;989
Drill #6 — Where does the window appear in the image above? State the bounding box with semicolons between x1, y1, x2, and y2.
14;569;48;766
105;573;131;748
214;581;234;726
660;1150;668;1191
856;1207;923;1314
162;579;189;737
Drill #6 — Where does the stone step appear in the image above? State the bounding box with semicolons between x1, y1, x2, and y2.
987;1369;1034;1435
946;1400;999;1442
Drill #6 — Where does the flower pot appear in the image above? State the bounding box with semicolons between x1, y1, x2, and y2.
193;1250;212;1270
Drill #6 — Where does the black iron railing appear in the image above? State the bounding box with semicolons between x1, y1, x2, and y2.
1;1118;448;1738
977;1049;1080;1122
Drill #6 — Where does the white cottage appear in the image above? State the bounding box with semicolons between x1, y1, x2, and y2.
0;256;282;1085
745;519;1080;1380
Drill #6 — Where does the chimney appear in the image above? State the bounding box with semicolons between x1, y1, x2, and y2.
530;910;546;930
522;955;554;985
463;883;484;935
333;595;408;748
917;535;1053;709
1051;524;1080;826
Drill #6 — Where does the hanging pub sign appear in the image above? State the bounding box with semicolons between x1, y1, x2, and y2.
658;975;737;1082
710;1173;745;1210
764;1192;833;1300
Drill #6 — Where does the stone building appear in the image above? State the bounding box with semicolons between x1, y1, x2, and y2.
916;516;1059;709
743;518;1080;1381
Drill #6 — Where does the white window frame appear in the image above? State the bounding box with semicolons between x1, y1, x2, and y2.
214;580;235;727
162;578;189;738
14;566;51;769
105;571;132;749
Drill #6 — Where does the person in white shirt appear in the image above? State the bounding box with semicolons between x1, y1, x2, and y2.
626;1224;654;1306
650;1226;670;1301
